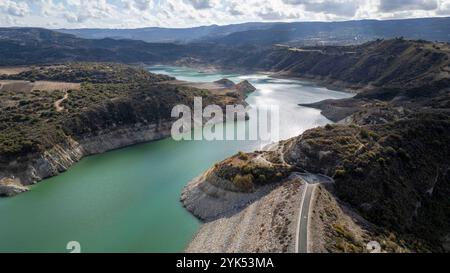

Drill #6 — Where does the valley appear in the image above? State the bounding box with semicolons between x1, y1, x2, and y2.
0;66;350;252
0;63;258;196
0;25;449;253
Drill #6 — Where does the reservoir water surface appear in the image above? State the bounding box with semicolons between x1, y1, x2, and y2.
0;66;352;252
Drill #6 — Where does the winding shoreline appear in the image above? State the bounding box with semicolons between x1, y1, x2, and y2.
0;122;173;196
0;71;256;197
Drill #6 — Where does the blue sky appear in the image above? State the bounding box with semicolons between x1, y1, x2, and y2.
1;0;450;28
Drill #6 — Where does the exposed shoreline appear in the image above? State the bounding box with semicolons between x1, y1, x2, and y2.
0;72;256;197
184;174;305;253
0;122;173;196
156;62;365;123
0;64;378;251
181;140;300;253
157;62;368;95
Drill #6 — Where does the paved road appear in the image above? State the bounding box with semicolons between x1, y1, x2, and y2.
295;172;334;253
297;183;315;253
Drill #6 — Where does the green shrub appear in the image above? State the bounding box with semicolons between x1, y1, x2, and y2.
232;174;255;192
238;151;249;161
360;128;369;139
384;146;396;155
258;174;267;183
334;169;347;179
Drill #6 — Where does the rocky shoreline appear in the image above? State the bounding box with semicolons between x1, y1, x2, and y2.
181;102;450;252
184;174;305;253
181;142;303;253
0;122;173;196
0;63;257;197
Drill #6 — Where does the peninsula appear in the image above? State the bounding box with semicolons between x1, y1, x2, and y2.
0;63;255;196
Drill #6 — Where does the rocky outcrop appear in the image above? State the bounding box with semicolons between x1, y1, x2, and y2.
0;178;29;196
183;109;450;252
0;75;255;198
180;144;304;253
0;61;256;198
77;122;172;155
0;121;172;197
236;80;257;96
212;78;256;96
181;168;280;222
214;79;236;88
185;175;304;253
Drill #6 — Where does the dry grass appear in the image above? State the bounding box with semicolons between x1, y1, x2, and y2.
172;80;234;94
0;80;80;92
0;67;30;75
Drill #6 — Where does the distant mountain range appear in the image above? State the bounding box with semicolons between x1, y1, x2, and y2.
57;17;450;45
1;18;450;252
0;27;267;66
58;22;271;44
0;27;194;65
2;27;449;113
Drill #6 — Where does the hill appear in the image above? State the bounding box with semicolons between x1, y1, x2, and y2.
182;103;450;252
0;62;253;196
0;28;194;65
2;28;450;121
57;22;271;44
2;29;450;98
57;17;450;45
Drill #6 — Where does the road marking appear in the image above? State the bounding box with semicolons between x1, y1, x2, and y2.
294;172;334;253
295;182;307;252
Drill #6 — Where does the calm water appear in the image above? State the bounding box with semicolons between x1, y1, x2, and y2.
0;66;352;253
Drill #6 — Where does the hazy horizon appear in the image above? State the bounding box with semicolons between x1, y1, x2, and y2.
50;15;450;30
1;0;450;29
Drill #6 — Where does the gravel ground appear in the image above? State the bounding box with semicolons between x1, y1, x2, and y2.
309;185;410;253
185;177;306;253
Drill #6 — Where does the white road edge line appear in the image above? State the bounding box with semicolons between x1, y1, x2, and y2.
306;185;317;253
295;182;308;253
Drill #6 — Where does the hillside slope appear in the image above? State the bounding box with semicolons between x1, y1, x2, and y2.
205;39;450;91
0;28;195;65
0;63;253;196
58;17;450;45
182;108;450;252
2;29;449;104
179;40;450;253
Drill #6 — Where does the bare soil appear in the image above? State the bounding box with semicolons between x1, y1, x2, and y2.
0;80;80;93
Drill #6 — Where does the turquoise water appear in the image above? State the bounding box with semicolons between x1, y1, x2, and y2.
0;66;352;253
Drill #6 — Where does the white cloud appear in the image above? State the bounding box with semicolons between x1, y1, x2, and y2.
128;0;152;10
379;0;438;12
283;0;360;17
184;0;213;9
257;5;299;20
0;0;449;28
0;0;30;17
438;0;450;14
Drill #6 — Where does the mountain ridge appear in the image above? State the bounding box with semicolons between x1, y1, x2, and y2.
0;62;254;196
56;17;450;45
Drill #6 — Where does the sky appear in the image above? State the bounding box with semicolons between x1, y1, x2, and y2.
1;0;450;29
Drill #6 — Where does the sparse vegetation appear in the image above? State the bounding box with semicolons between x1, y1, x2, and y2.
237;151;249;161
0;63;217;160
283;110;450;251
232;174;255;192
1;63;174;83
